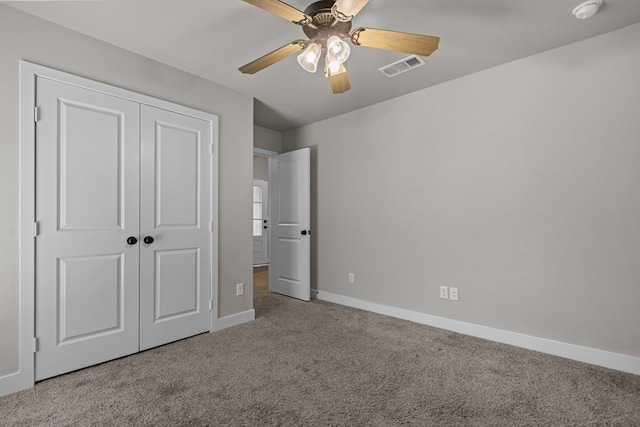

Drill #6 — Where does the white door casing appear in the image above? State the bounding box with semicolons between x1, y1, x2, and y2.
35;78;141;380
268;148;311;301
139;105;212;350
28;65;217;383
253;179;269;265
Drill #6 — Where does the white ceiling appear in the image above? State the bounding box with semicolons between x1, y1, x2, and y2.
5;0;640;132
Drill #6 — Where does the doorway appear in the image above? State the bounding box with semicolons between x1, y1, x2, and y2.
253;179;269;265
253;266;269;297
253;147;275;267
252;147;310;301
253;148;276;298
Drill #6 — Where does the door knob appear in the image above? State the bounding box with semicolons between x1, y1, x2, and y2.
143;236;154;244
301;230;307;236
264;225;268;229
126;236;138;245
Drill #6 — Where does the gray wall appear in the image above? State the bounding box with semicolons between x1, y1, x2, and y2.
253;157;269;182
284;24;640;358
253;126;283;181
0;5;254;378
254;125;283;153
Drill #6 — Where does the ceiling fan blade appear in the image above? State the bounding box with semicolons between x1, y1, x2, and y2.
351;27;440;57
242;0;310;24
239;41;305;74
328;64;351;94
334;0;370;18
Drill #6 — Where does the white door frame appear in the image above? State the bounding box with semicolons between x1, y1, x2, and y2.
253;147;278;158
11;61;219;395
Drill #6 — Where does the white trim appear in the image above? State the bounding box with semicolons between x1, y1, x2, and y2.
315;291;640;376
22;61;213;120
1;61;40;397
0;371;31;398
209;115;219;334
253;147;278;158
212;309;255;332
7;61;220;398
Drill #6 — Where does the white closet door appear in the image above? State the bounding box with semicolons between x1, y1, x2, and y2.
138;105;212;350
35;77;140;381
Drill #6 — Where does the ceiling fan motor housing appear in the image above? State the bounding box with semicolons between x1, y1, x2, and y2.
302;0;352;45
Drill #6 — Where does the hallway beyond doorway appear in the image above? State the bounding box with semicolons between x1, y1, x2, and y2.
253;266;269;297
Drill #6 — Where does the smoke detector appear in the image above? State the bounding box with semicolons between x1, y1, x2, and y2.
572;0;603;19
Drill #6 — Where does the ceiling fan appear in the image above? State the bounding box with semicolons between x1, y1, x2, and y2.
239;0;440;94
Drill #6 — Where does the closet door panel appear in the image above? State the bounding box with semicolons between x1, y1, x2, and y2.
35;77;140;381
139;105;212;350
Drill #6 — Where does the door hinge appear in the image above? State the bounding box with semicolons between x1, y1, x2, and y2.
33;337;38;353
33;221;39;237
34;107;39;123
209;221;213;232
209;144;213;155
208;300;213;311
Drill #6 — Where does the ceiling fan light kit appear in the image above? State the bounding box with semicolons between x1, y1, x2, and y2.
297;42;322;72
326;35;350;64
572;0;603;19
240;0;440;94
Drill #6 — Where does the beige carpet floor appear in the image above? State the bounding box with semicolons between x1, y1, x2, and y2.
1;293;639;426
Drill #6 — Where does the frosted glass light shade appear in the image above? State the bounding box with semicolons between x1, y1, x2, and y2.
297;43;322;73
572;0;603;19
326;35;350;64
325;53;342;74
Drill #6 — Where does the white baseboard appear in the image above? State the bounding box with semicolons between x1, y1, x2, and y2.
0;370;33;398
212;309;255;332
315;291;640;376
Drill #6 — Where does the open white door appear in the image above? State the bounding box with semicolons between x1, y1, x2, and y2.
268;148;310;301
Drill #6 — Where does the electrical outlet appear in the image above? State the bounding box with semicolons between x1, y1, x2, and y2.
449;287;459;301
348;273;355;284
439;286;449;299
236;283;244;296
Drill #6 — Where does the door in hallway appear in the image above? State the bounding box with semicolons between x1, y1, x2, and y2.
252;179;269;265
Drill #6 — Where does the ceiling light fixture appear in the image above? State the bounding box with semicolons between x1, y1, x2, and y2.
297;35;351;75
297;42;322;73
326;35;350;63
326;56;342;74
572;0;603;19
